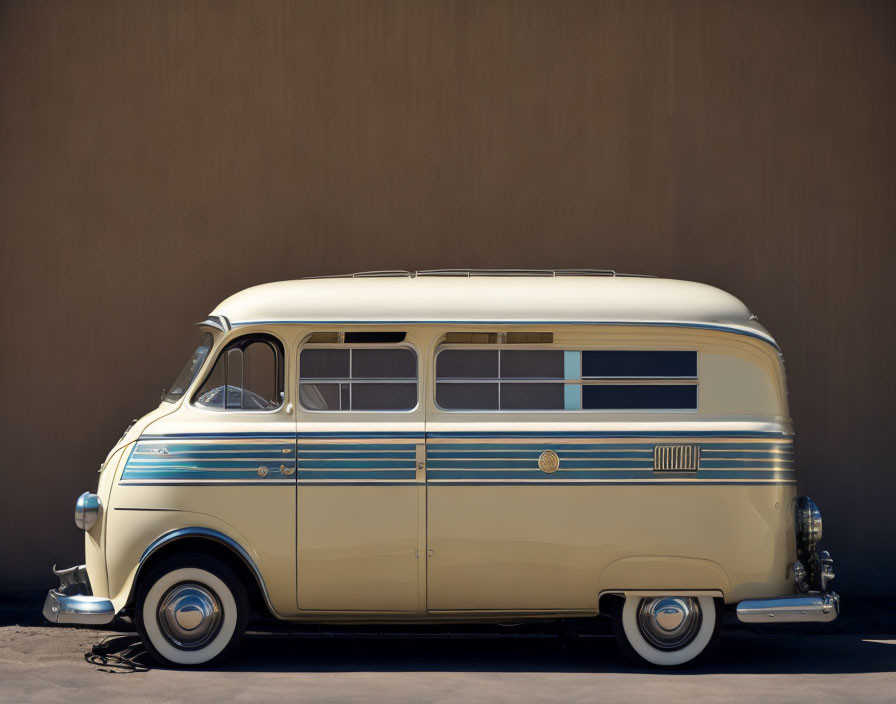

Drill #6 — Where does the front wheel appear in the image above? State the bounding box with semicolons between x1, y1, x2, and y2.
136;554;249;667
611;595;722;667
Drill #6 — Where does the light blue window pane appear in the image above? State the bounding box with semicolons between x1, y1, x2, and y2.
564;351;582;410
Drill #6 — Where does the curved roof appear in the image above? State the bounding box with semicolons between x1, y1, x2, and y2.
210;273;776;347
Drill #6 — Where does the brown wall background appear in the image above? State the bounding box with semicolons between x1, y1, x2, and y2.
1;1;894;597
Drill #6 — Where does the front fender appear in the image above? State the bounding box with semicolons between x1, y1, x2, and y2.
106;510;261;613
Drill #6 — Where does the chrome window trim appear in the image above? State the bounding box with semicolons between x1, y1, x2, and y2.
190;331;288;415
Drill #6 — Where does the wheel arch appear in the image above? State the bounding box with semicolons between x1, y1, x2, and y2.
127;527;278;620
596;555;732;612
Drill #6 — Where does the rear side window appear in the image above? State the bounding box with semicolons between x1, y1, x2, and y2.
580;350;697;410
193;334;284;411
435;348;697;411
299;346;418;411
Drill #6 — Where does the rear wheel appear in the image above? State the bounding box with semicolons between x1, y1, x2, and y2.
611;595;722;667
136;554;248;667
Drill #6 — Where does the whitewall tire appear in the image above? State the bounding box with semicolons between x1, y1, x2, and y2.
611;595;722;667
136;555;248;667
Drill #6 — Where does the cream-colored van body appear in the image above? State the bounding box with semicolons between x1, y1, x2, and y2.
44;273;838;667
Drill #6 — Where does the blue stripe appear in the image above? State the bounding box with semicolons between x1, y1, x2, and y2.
426;450;654;459
297;470;416;480
135;442;292;452
426;443;663;451
298;452;416;460
426;459;655;469
296;444;416;451
298;460;416;469
122;470;265;480
428;469;654;480
127;460;296;470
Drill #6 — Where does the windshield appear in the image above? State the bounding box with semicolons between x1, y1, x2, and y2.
163;332;214;403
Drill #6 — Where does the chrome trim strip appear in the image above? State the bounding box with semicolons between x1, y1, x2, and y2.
736;593;840;623
43;590;116;625
135;527;282;619
196;315;231;332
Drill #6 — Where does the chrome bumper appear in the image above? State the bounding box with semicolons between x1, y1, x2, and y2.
736;592;840;624
42;564;116;626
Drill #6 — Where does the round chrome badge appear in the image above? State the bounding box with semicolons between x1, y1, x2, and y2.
538;449;560;473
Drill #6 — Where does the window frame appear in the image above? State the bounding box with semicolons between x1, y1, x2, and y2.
297;339;420;414
162;331;216;404
433;344;699;413
190;332;286;414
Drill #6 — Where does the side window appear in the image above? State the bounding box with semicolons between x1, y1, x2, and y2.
299;344;417;411
194;335;284;411
580;350;697;410
435;346;697;412
435;349;565;410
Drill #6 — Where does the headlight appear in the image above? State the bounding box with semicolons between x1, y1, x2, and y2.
795;495;822;548
74;492;102;531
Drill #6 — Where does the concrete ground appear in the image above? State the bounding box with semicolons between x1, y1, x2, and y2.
1;623;895;703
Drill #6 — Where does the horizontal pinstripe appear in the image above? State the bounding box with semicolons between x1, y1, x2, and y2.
121;437;295;483
424;437;794;483
121;432;796;485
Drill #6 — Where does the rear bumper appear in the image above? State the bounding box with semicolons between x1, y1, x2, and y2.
736;592;840;624
42;564;116;626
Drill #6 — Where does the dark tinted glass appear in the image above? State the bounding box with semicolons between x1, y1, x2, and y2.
243;342;278;406
500;350;564;379
582;384;697;409
582;351;697;378
436;350;498;379
351;382;417;410
343;331;406;343
352;348;416;379
300;349;350;379
500;383;565;409
436;383;499;409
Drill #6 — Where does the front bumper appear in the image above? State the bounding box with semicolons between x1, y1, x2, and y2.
736;592;840;624
42;564;116;626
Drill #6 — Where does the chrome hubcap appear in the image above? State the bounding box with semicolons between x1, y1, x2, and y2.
636;597;702;650
157;583;223;650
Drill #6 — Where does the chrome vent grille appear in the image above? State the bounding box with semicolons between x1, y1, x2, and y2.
654;444;700;471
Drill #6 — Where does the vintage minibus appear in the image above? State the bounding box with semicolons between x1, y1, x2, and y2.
44;270;838;667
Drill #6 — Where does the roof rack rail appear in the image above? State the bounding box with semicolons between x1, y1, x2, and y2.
416;269;655;278
302;269;655;280
304;270;414;279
